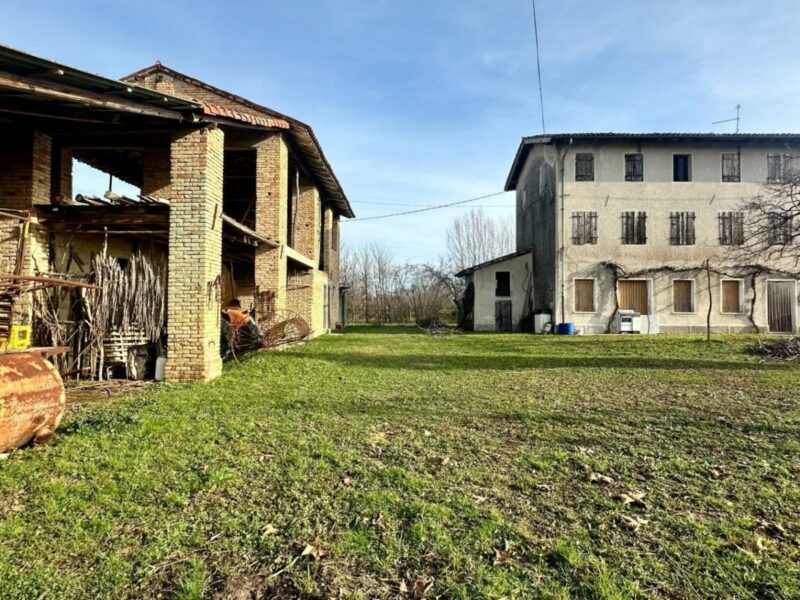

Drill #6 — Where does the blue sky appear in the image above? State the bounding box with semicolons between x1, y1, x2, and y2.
4;1;800;261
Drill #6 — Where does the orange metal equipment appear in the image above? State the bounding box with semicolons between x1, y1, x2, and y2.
0;351;66;452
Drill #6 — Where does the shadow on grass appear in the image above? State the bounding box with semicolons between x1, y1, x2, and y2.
342;325;422;335
297;352;790;372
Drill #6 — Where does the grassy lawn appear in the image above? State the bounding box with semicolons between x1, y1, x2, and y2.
1;329;799;599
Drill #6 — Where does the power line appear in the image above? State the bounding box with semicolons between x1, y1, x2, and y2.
343;191;508;222
356;200;514;208
531;0;546;134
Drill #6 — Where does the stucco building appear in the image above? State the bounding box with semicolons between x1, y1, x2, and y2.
502;133;799;334
0;45;353;381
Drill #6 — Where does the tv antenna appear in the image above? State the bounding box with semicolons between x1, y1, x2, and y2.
712;104;741;133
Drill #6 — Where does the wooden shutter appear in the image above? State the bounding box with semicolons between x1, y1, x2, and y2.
672;280;694;313
575;153;594;181
574;279;595;312
495;300;513;332
618;280;649;314
636;212;647;244
767;281;795;333
721;280;742;313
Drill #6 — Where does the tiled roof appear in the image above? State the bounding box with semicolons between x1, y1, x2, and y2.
506;132;800;191
455;248;533;277
202;103;289;129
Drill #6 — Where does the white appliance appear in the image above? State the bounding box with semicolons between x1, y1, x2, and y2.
534;313;552;334
617;309;642;334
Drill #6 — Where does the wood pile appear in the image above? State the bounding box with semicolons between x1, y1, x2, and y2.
750;337;800;362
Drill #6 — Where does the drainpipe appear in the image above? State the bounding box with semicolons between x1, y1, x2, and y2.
558;138;573;324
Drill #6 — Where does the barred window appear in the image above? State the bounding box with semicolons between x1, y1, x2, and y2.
670;211;696;245
571;211;598;245
575;153;594;181
768;213;793;245
718;212;744;245
721;153;741;182
625;153;643;182
767;154;800;183
621;211;647;244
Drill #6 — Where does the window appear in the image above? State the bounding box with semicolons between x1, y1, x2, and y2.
670;211;696;245
575;153;594;181
718;212;744;245
618;280;649;314
571;211;598;245
574;279;595;312
673;154;692;182
625;153;643;182
672;280;695;313
621;211;647;244
495;271;511;297
768;213;793;246
767;154;800;183
721;280;744;314
722;153;741;182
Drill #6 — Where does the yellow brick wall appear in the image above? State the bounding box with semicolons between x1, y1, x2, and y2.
165;126;224;382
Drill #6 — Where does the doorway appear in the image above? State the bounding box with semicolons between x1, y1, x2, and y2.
767;280;795;333
495;300;512;332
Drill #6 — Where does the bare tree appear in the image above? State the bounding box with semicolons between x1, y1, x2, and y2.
731;174;800;269
445;208;514;273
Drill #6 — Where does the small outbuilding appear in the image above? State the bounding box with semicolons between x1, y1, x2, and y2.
456;249;533;332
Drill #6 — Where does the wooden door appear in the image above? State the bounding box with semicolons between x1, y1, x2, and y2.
618;280;649;314
767;281;795;333
495;300;512;332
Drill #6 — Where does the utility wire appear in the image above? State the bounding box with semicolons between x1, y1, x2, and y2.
531;0;546;134
343;191;508;222
356;200;513;208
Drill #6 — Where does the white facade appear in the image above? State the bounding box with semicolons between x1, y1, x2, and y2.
508;134;800;335
459;251;533;332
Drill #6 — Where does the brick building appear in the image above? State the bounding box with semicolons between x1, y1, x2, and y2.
0;45;353;381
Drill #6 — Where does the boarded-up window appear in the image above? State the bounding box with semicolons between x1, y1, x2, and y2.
625;153;643;182
718;212;744;245
670;212;696;245
575;153;594;181
495;271;511;297
618;280;649;314
572;211;598;245
574;279;595;312
721;153;741;182
621;211;647;244
672;280;694;313
673;154;692;182
721;280;743;313
768;281;795;333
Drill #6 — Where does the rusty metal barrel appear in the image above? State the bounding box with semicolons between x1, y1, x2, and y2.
0;352;65;452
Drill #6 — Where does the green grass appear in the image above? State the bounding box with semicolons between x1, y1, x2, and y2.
1;328;799;598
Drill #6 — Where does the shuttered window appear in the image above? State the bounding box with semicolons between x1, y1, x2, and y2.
618;280;649;314
670;212;696;245
575;153;594;181
721;280;743;313
721;153;741;182
768;213;793;245
571;211;598;245
574;279;595;312
767;154;800;183
621;211;647;244
718;212;744;245
625;153;643;181
672;280;695;313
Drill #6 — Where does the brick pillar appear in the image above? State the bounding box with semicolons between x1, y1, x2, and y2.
142;147;172;198
166;126;224;382
51;145;72;202
0;131;52;325
322;207;340;329
254;134;288;313
295;182;320;261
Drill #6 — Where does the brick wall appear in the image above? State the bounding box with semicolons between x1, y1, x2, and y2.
0;131;52;324
142;147;172;198
165;126;224;382
294;181;320;261
254;134;288;313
